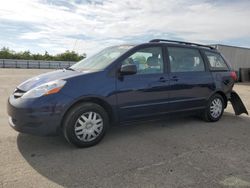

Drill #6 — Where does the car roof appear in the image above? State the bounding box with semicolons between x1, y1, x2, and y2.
131;39;218;52
150;39;214;49
111;39;219;53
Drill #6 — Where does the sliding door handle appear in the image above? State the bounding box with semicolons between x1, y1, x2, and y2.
170;76;179;81
158;77;167;82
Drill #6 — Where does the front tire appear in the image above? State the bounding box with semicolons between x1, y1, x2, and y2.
203;94;224;122
63;103;109;148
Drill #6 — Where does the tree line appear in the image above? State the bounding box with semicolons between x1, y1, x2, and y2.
0;47;86;61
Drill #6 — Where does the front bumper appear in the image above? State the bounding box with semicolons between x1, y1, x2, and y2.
7;93;72;136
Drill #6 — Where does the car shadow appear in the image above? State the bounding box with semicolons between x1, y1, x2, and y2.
17;113;250;187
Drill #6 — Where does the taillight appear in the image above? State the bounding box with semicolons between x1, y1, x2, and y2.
230;71;237;81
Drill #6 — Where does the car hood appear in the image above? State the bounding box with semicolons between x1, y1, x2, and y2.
17;69;90;91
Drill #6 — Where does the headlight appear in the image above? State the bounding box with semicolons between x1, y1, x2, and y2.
22;80;66;98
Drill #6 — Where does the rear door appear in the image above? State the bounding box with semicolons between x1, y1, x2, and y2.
166;46;214;111
116;45;170;121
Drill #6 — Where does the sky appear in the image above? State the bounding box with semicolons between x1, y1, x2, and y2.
0;0;250;56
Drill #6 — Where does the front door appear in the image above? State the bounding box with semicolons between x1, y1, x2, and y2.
116;46;169;122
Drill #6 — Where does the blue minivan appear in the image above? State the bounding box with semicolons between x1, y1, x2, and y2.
7;39;248;147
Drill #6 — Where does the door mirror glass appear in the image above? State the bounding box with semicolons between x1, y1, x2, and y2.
120;64;137;75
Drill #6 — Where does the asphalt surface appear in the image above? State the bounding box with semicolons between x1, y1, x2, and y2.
0;69;250;188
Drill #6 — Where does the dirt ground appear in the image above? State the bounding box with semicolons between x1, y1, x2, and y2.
0;69;250;188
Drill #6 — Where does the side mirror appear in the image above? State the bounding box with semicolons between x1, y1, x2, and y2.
120;64;137;75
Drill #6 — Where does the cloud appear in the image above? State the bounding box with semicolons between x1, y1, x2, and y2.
0;0;250;56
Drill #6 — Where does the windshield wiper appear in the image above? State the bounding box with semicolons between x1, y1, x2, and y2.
65;67;75;71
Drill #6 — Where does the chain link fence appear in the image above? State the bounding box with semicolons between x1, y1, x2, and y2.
0;59;76;69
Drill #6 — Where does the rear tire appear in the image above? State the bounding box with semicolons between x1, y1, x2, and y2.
63;103;109;148
203;94;224;122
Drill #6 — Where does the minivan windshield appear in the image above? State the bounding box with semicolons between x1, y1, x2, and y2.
71;45;134;71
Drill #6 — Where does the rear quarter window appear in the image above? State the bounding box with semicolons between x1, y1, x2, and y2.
205;51;229;71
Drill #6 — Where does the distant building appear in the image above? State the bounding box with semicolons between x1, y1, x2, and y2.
212;44;250;71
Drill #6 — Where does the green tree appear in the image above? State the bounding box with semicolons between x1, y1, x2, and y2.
44;51;53;61
0;47;86;61
0;47;13;59
54;50;85;61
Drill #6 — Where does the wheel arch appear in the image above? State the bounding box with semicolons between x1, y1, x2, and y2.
60;97;116;128
210;90;228;108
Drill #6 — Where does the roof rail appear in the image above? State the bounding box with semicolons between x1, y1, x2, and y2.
149;39;215;50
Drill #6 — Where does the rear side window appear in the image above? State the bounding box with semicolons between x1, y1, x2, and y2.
168;47;205;72
205;51;229;71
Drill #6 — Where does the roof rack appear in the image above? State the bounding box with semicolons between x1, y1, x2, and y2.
149;39;215;50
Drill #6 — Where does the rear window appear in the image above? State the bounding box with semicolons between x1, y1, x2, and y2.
205;51;229;71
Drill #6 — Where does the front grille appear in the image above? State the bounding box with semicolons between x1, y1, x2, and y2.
13;88;26;98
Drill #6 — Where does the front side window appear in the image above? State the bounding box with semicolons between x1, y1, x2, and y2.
168;47;205;72
122;47;164;74
205;51;229;71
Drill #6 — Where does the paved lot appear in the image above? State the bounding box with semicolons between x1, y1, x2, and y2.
0;69;250;188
